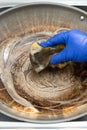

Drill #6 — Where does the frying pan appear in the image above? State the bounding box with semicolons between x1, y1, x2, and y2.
0;2;87;123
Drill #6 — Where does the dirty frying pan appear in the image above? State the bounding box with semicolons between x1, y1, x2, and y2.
0;2;87;123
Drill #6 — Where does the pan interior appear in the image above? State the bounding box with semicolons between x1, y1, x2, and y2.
0;28;87;120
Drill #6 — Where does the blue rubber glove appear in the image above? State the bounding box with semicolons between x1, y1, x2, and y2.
40;29;87;64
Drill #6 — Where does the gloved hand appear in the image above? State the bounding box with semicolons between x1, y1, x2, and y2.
40;29;87;64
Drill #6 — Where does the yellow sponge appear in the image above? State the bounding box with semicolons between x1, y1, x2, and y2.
30;42;67;73
31;42;40;50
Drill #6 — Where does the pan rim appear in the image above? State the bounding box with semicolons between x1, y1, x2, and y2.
0;102;87;124
0;1;87;17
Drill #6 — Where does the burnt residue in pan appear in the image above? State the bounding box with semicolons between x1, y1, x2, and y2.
0;29;87;119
